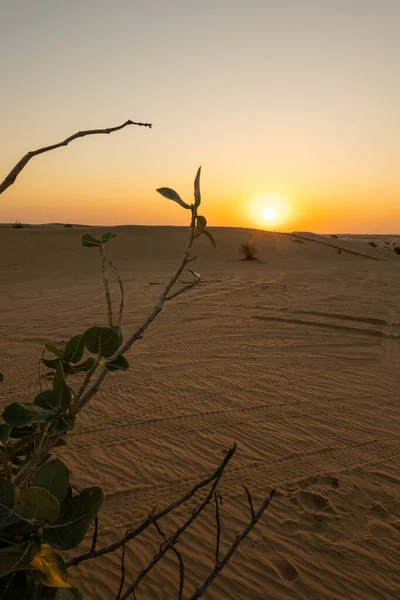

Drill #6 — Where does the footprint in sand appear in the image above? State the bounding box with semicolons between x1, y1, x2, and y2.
271;557;299;582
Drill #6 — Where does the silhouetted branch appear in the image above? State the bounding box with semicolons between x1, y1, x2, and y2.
90;516;99;553
153;520;185;600
66;444;237;568
116;531;132;600
214;491;222;563
0;120;152;196
119;451;228;600
188;488;276;600
243;485;255;519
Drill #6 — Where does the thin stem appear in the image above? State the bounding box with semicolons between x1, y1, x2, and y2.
100;244;113;326
214;492;222;564
90;516;99;553
75;206;198;413
108;258;124;326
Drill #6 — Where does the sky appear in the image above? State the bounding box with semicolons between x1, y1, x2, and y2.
0;0;399;232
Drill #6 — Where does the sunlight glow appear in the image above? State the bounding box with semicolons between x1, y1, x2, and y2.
263;206;277;222
248;192;292;229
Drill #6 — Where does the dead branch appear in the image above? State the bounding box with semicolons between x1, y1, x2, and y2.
214;491;222;563
116;530;132;600
188;488;276;600
90;516;99;553
118;446;228;600
243;485;255;519
0;120;152;196
66;444;237;568
153;520;185;600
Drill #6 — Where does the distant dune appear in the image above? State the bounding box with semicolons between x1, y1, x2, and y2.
1;225;400;600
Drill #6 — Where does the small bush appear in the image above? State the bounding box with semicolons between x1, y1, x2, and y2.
11;220;23;228
368;241;377;247
64;223;73;228
239;241;258;260
330;234;338;239
393;246;400;255
337;249;342;254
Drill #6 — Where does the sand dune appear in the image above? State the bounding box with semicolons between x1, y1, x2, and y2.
1;226;400;599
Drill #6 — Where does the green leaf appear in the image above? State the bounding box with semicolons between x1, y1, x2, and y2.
55;415;76;433
0;572;35;600
194;166;201;208
0;424;12;445
72;357;95;372
34;391;60;410
31;459;69;505
3;403;59;428
100;232;117;244
41;587;83;600
53;363;71;411
202;229;216;248
104;356;129;372
197;215;207;229
43;486;104;550
0;477;17;525
29;545;70;588
0;543;39;577
83;326;121;358
81;233;101;248
156;187;191;209
17;487;60;523
44;344;64;360
42;358;61;370
0;515;36;539
111;324;123;342
63;336;84;364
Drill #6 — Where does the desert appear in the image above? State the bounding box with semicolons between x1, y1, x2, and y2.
1;223;399;599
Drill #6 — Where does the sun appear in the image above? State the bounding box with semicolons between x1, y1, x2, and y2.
263;206;277;222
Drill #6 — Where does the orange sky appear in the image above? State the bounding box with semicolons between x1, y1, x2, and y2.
0;1;399;233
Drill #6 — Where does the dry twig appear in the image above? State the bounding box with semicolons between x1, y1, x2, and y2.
0;120;152;195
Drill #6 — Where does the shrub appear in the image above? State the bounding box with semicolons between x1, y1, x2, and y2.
368;241;377;247
330;234;338;239
394;246;400;255
11;220;23;228
337;249;342;254
0;123;274;599
64;223;73;228
239;240;258;260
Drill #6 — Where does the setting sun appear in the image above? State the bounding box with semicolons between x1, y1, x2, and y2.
248;192;292;229
263;206;277;222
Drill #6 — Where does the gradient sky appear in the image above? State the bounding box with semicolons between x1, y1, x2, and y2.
0;0;399;232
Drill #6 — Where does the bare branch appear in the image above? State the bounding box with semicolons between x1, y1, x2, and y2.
116;531;132;600
90;516;99;553
66;444;236;568
0;120;152;196
214;491;223;564
153;520;185;600
243;485;255;519
108;257;125;326
119;447;229;600
188;489;276;600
